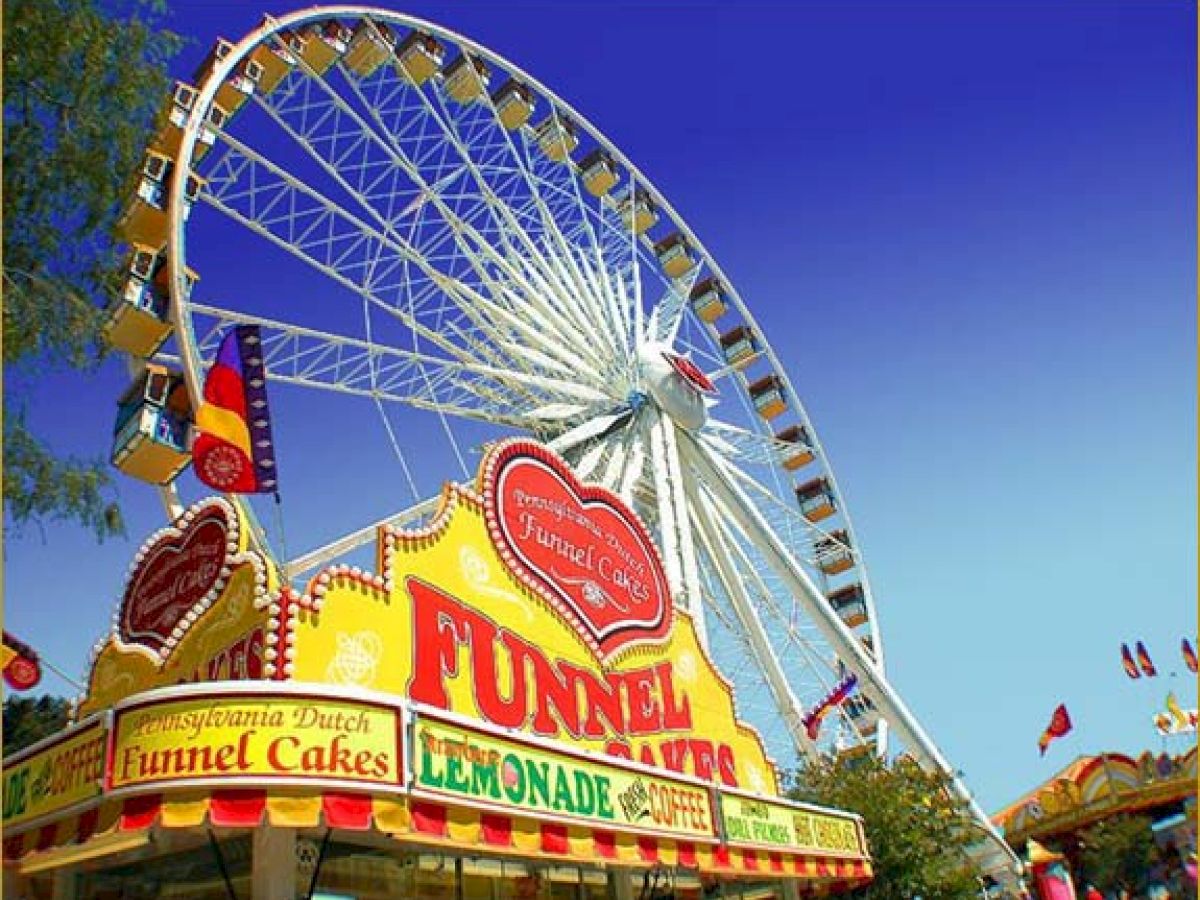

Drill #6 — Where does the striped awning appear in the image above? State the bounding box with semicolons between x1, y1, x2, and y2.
4;789;871;890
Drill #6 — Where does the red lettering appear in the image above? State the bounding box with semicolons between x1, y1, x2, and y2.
407;578;467;708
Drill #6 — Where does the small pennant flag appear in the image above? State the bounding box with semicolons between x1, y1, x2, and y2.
1120;643;1141;679
801;673;858;740
1038;704;1072;756
1136;641;1157;677
2;632;42;691
192;326;279;494
1182;638;1197;674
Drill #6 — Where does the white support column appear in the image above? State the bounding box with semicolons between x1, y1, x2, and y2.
251;826;296;900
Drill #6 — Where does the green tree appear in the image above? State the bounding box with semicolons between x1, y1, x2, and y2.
3;0;181;538
788;753;982;900
1077;814;1156;895
3;695;72;753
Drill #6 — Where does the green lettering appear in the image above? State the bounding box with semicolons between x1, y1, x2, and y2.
553;766;576;813
573;770;595;815
502;754;525;804
527;759;550;808
594;775;613;819
419;746;443;789
471;761;501;799
446;755;469;792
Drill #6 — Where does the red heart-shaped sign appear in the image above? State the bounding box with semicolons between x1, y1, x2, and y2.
484;441;672;659
120;503;232;655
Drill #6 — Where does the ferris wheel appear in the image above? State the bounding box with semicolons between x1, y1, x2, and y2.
105;5;1017;876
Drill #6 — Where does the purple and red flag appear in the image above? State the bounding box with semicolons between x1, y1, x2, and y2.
1136;641;1157;677
1;632;42;691
802;673;858;740
193;326;278;494
1120;643;1141;679
1038;703;1072;757
1182;638;1197;674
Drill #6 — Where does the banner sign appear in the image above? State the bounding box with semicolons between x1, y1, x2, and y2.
2;719;107;830
718;793;865;857
413;714;718;841
292;440;780;795
109;692;403;791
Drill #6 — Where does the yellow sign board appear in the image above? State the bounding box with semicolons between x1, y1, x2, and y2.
414;714;717;840
109;691;402;791
291;440;780;796
2;719;107;829
718;792;864;856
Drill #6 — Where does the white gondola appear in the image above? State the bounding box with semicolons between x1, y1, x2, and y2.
844;694;880;736
795;476;836;522
443;53;490;104
492;78;536;131
395;30;445;85
689;276;727;323
532;115;578;162
111;365;193;485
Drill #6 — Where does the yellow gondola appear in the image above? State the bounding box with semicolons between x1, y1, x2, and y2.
612;186;658;235
149;83;229;161
718;325;758;369
492;79;536;131
795;476;836;522
443;53;490;104
285;21;350;76
111;365;194;485
815;531;854;576
774;424;814;470
193;39;260;118
343;20;395;78
395;30;445;85
748;374;787;420
249;31;296;97
532;115;579;162
577;148;619;197
689;276;727;323
653;233;694;278
116;153;206;250
827;583;868;628
102;247;197;359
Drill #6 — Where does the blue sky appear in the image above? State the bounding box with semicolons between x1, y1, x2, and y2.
5;1;1194;815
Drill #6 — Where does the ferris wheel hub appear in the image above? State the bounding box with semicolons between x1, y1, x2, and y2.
636;342;708;432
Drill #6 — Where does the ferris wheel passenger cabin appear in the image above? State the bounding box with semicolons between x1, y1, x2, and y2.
718;324;759;369
193;39;263;119
111;364;194;485
577;148;619;197
344;20;395;77
689;276;727;323
611;186;658;235
116;150;206;249
102;245;198;358
774;424;815;470
844;694;879;737
532;114;579;162
395;30;445;85
284;21;351;76
248;29;298;97
149;82;229;161
492;79;536;131
443;53;490;104
795;476;836;522
813;529;853;575
654;233;695;278
827;583;868;628
748;374;787;420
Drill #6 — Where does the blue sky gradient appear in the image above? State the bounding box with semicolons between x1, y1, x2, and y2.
5;2;1194;815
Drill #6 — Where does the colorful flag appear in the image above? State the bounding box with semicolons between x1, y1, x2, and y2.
2;632;42;691
1154;695;1197;735
192;326;278;494
801;673;858;740
1038;704;1072;756
1182;638;1197;674
1120;643;1141;679
1136;641;1157;677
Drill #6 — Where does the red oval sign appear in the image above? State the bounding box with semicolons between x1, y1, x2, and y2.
484;441;672;660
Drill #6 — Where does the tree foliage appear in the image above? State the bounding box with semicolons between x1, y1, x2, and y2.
3;695;72;753
3;0;181;538
1077;814;1156;894
788;753;982;900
